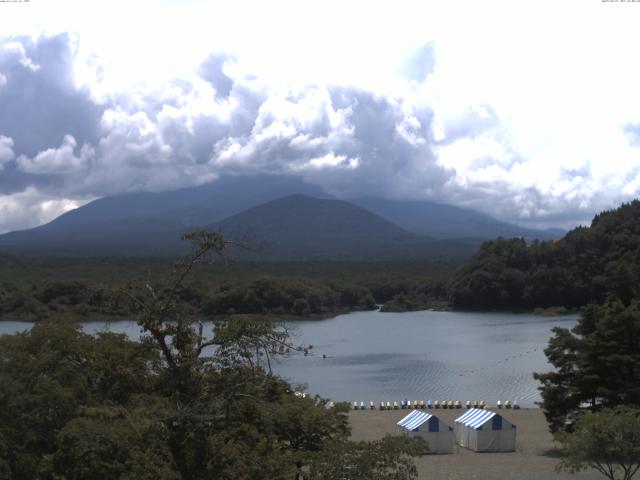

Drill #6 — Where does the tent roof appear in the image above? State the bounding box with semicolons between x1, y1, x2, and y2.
397;410;433;431
454;408;498;430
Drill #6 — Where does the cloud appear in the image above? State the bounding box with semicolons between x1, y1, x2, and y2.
3;41;40;71
0;135;14;169
625;123;640;146
17;134;94;175
1;30;640;234
199;54;233;98
402;43;436;83
0;34;103;160
0;187;91;234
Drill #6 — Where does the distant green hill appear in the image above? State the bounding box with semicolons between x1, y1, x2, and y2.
448;200;640;309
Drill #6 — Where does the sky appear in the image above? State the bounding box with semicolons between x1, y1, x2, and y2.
0;0;639;233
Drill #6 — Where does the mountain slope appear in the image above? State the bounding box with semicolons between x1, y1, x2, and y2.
351;197;564;241
0;174;565;258
214;195;479;260
0;175;332;256
39;174;332;230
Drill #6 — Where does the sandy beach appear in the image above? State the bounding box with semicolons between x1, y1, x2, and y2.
349;408;602;480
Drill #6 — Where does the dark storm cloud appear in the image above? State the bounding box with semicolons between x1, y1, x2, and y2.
207;85;453;200
0;34;104;158
309;87;451;198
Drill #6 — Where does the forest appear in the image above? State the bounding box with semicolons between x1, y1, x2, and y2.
0;255;454;320
448;200;640;310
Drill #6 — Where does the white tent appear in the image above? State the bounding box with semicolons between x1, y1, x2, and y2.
454;408;516;452
396;410;454;454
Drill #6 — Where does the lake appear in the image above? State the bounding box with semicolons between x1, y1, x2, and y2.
0;310;578;407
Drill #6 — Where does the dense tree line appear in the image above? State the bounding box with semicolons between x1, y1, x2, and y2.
202;277;375;316
0;277;377;320
0;258;457;319
374;280;448;312
449;201;640;310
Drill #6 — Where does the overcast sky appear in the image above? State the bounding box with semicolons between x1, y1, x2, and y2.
0;0;639;233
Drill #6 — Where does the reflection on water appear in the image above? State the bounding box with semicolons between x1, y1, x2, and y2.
274;310;578;407
0;310;578;407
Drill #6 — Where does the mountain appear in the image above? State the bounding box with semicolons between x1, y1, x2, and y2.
212;194;478;260
0;193;481;260
0;174;565;258
37;174;332;230
0;175;333;256
351;197;564;241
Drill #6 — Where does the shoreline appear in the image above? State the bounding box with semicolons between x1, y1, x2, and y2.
0;304;583;323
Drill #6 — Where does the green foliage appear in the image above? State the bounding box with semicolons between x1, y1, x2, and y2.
308;435;426;480
40;405;178;480
0;319;160;479
556;406;640;480
534;300;640;432
449;201;640;310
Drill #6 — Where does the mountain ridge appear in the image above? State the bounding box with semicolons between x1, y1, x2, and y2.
0;175;565;259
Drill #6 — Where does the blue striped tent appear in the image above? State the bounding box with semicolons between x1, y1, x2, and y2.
454;408;516;452
397;410;454;454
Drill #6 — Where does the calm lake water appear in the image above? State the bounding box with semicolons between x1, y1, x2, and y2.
0;310;578;407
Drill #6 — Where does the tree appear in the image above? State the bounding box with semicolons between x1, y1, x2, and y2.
115;230;424;479
534;299;640;432
556;406;640;480
307;435;426;480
